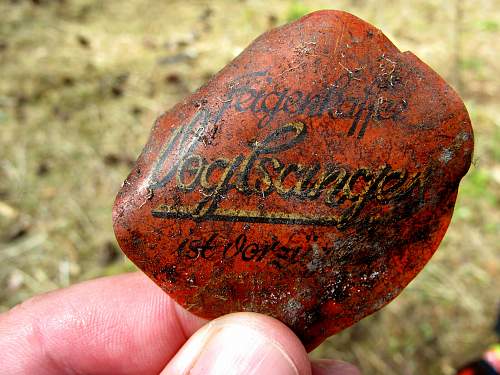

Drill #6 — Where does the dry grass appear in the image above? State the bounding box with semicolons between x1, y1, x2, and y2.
0;0;499;373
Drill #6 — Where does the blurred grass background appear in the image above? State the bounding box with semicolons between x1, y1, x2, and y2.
0;0;499;373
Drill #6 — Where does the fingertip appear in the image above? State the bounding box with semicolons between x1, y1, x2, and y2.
0;272;207;374
162;312;312;375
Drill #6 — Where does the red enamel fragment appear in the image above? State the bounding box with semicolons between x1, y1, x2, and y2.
113;10;473;351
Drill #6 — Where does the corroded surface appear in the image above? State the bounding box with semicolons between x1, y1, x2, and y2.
113;10;473;351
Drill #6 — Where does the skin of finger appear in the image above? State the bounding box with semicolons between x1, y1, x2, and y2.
312;359;362;375
0;273;207;375
162;312;312;375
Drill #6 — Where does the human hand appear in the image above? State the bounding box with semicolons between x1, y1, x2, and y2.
0;273;360;374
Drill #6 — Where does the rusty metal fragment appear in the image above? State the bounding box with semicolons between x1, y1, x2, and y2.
113;10;473;350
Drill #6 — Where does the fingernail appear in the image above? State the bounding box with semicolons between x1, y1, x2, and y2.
163;322;299;375
312;359;361;375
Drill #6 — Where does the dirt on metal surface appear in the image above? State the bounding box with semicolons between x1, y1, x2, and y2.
113;10;473;351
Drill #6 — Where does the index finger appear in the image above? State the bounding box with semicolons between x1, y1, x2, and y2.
0;272;207;374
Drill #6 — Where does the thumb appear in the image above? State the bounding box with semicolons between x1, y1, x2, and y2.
161;312;312;375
